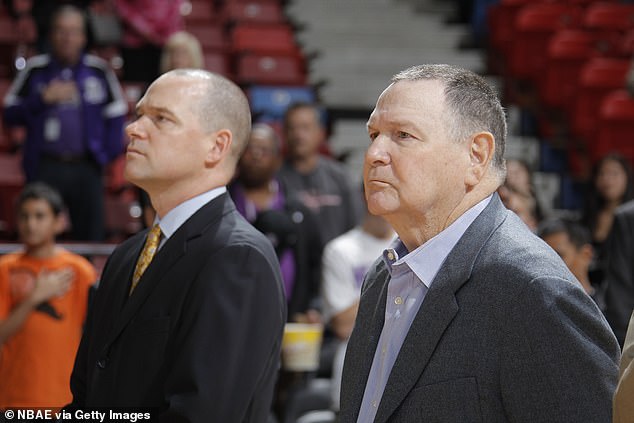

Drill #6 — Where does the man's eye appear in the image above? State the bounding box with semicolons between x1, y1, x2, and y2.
396;131;411;139
369;132;378;142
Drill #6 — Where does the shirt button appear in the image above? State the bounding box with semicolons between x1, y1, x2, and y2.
387;250;395;261
395;296;403;305
372;400;378;408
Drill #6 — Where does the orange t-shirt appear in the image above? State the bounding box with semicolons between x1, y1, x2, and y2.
0;249;96;409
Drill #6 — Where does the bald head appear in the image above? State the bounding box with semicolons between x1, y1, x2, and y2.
158;69;252;163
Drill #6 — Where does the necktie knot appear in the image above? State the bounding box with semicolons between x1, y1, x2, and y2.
130;224;162;295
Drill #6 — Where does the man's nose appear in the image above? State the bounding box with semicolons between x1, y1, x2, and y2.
366;134;390;165
125;118;146;141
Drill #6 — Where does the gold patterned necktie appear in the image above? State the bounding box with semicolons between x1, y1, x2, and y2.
130;224;162;295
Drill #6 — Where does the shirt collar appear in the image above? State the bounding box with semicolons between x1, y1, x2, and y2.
155;186;226;240
383;195;492;287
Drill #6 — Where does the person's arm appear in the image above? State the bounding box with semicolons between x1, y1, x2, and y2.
500;276;619;422
3;65;49;125
330;302;359;340
0;268;73;346
100;66;127;163
160;243;285;422
603;208;634;346
320;239;360;340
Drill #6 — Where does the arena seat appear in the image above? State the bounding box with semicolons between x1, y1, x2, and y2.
507;3;583;82
595;89;634;165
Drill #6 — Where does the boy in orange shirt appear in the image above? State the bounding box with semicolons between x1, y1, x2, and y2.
0;182;96;409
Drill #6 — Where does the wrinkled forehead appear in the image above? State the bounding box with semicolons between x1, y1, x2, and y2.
367;79;447;127
140;75;205;108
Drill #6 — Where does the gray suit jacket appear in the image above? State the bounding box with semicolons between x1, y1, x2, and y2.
340;194;619;423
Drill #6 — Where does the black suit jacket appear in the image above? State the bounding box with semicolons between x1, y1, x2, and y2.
68;193;286;422
604;199;634;346
341;194;619;422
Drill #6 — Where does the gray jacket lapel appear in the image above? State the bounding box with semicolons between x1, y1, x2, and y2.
374;194;508;423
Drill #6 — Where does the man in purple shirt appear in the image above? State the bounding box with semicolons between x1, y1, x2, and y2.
340;64;619;422
3;5;127;241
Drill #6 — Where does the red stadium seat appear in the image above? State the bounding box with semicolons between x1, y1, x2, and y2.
180;0;217;25
582;2;634;56
570;57;631;144
508;3;583;82
203;51;231;76
487;0;533;57
186;22;228;53
539;30;598;109
231;23;300;56
222;2;285;25
595;89;634;165
0;152;24;238
235;53;305;86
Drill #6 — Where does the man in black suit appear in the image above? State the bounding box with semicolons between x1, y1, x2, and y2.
67;69;286;421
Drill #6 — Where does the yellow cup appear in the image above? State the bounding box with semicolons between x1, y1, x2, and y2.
281;323;324;372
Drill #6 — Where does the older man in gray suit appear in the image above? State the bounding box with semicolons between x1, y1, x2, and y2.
340;64;620;423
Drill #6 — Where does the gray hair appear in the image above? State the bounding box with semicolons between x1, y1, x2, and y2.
391;64;507;178
167;69;252;161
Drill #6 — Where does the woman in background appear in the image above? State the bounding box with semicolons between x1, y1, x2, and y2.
582;153;634;251
159;30;203;74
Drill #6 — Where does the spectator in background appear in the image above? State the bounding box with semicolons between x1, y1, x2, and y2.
229;123;323;323
320;192;394;411
3;5;127;241
113;0;183;84
498;158;543;232
0;182;96;409
581;153;633;252
538;217;601;306
2;0;92;54
603;199;634;347
159;30;203;74
278;102;361;246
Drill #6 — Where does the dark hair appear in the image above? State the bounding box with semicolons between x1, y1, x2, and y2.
581;153;634;236
283;102;323;129
538;218;591;249
17;182;65;216
391;64;507;179
51;4;87;33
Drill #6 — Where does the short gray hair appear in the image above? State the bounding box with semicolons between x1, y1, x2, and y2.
392;64;507;178
168;69;252;161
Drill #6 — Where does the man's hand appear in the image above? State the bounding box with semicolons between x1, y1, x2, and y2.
41;80;79;104
28;268;74;306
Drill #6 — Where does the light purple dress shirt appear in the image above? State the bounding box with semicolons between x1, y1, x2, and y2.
357;195;492;423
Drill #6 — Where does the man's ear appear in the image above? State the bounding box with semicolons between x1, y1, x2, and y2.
205;129;233;167
466;131;495;187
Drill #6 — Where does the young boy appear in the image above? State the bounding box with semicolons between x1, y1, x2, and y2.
0;182;96;409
